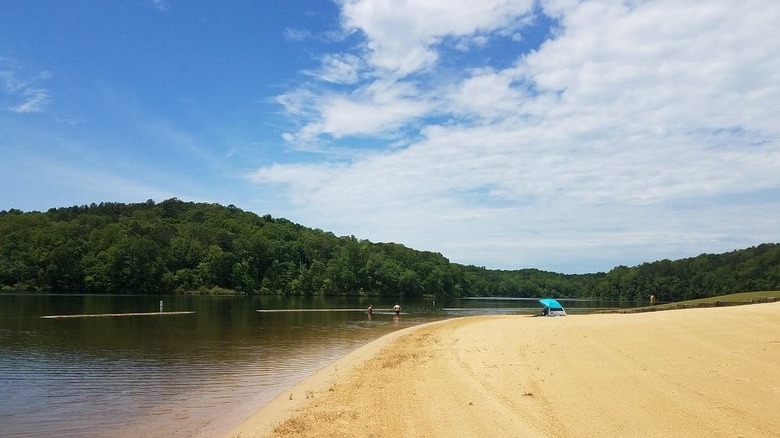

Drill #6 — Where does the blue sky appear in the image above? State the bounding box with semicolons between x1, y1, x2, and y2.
2;0;779;274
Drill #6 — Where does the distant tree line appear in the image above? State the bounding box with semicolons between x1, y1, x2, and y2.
1;199;778;302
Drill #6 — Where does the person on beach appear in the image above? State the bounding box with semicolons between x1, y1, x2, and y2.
393;303;401;315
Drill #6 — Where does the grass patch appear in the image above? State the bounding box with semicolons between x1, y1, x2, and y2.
676;291;780;305
610;291;780;313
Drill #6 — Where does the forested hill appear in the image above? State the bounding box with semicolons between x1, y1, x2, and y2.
1;199;778;301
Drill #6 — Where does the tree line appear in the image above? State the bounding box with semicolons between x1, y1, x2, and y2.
1;199;778;302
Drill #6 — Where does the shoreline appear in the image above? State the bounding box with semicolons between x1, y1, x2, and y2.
225;318;455;438
227;303;780;437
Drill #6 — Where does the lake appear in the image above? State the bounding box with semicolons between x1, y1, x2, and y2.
0;294;624;437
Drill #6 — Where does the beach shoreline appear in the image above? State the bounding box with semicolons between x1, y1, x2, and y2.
226;302;780;438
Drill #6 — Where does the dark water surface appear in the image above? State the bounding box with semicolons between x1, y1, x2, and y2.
0;294;624;437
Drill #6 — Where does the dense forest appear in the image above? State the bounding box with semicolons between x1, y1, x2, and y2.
1;199;778;302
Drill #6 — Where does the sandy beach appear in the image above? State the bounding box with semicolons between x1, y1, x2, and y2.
227;302;780;438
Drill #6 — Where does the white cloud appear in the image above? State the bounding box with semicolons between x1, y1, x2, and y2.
278;0;539;146
341;0;535;74
305;53;363;84
318;81;433;136
0;70;28;93
10;88;50;113
246;162;346;193
1;69;52;113
284;27;312;42
280;79;434;144
254;0;780;272
447;67;528;121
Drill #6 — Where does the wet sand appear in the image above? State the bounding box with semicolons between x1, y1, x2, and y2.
227;302;780;438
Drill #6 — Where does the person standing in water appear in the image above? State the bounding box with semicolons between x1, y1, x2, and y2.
393;303;401;315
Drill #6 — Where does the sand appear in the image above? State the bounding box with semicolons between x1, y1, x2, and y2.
226;302;780;438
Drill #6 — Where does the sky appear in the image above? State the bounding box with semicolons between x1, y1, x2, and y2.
1;0;779;274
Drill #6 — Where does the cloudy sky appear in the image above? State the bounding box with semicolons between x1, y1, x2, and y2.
1;0;778;273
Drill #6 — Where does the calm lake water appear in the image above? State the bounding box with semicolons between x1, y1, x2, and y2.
0;294;624;437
